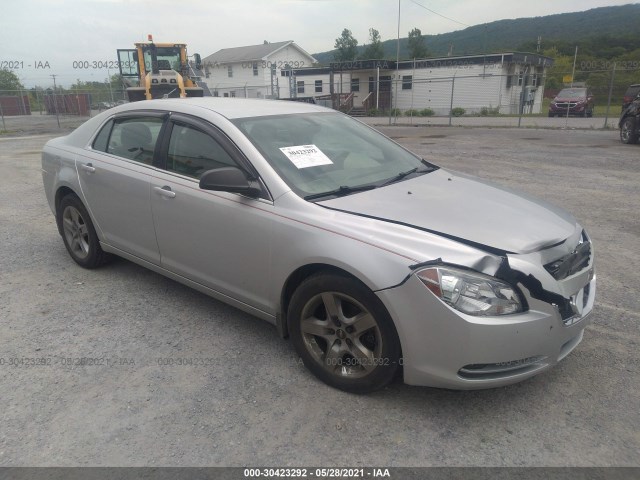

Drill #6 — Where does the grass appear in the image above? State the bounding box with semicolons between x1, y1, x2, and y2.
539;98;623;117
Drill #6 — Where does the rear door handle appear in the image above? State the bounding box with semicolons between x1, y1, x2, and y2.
79;163;96;173
154;186;176;198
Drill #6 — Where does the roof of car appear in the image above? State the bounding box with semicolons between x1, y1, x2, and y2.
113;97;331;119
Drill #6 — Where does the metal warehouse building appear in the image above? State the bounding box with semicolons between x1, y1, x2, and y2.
294;53;553;115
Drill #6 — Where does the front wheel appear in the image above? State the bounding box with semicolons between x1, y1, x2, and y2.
620;117;638;144
288;273;401;393
57;194;110;268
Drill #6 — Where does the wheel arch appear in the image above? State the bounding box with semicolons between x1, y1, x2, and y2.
277;263;371;339
54;185;81;235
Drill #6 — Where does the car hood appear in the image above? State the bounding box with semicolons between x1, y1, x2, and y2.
553;96;586;102
318;169;578;254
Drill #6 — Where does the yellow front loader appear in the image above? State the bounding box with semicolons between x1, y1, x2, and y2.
117;35;204;101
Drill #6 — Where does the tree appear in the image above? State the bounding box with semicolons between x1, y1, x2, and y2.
0;68;24;95
407;28;429;59
542;47;574;90
362;28;384;59
334;29;359;62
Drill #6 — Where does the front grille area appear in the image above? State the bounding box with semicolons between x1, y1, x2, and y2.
458;356;547;380
544;232;591;280
554;102;578;109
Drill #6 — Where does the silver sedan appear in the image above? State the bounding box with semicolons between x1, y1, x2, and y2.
41;98;596;393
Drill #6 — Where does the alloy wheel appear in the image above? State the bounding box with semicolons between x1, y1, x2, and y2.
299;291;383;379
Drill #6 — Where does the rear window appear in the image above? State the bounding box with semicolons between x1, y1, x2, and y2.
106;117;164;165
624;85;640;97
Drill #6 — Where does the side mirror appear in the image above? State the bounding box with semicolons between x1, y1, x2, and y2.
199;167;262;197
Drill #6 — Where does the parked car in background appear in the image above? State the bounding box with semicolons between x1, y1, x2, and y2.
548;88;594;117
622;84;640;111
619;92;640;144
41;98;596;393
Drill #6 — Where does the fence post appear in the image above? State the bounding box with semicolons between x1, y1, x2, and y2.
0;100;6;131
603;62;616;129
518;66;529;128
19;89;26;115
448;73;456;126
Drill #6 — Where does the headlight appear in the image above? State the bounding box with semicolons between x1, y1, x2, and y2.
416;266;523;316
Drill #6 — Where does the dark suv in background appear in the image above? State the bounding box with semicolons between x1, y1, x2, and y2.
548;87;594;117
622;84;640;111
620;85;640;144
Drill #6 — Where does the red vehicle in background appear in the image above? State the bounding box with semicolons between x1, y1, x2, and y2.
548;88;594;117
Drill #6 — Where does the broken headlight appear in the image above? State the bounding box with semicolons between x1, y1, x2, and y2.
417;266;523;316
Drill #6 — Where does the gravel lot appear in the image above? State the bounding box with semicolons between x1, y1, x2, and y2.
0;118;638;467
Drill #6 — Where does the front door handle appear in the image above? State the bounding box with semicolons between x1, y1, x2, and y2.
79;163;96;173
154;186;176;198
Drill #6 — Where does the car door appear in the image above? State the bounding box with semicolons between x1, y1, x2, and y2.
77;113;165;264
149;114;274;314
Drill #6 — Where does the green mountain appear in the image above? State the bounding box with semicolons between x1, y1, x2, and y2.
312;4;640;63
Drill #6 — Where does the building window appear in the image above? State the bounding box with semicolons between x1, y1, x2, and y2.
531;74;538;87
223;93;229;97
517;71;523;86
213;90;219;97
281;70;291;77
230;91;236;98
297;81;305;94
351;78;360;92
402;75;412;90
315;80;323;93
253;62;258;76
369;76;375;93
228;65;233;78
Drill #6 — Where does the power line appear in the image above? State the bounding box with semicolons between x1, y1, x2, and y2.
409;0;471;28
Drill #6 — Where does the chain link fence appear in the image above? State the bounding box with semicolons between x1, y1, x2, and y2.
1;63;638;134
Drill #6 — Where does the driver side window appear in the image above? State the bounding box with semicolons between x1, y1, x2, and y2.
166;123;237;178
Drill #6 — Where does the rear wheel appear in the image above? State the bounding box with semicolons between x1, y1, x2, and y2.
288;273;401;393
620;117;638;144
58;194;110;268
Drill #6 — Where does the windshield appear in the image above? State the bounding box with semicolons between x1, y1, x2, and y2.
556;89;587;98
143;46;182;72
233;112;435;199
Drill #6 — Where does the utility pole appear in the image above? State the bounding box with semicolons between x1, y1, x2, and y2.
51;74;60;128
106;68;115;104
390;0;401;125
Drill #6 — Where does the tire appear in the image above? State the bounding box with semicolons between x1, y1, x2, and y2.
620;117;638;144
288;273;401;393
57;194;110;268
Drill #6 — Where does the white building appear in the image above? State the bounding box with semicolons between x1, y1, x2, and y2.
290;53;553;115
201;41;317;99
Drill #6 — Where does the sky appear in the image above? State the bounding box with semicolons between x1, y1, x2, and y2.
0;0;634;88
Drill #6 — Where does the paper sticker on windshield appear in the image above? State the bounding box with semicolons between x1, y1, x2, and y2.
279;145;333;169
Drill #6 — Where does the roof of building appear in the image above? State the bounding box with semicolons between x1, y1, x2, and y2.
328;52;554;71
203;41;316;65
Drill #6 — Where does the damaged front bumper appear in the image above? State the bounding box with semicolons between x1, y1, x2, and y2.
376;228;596;389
